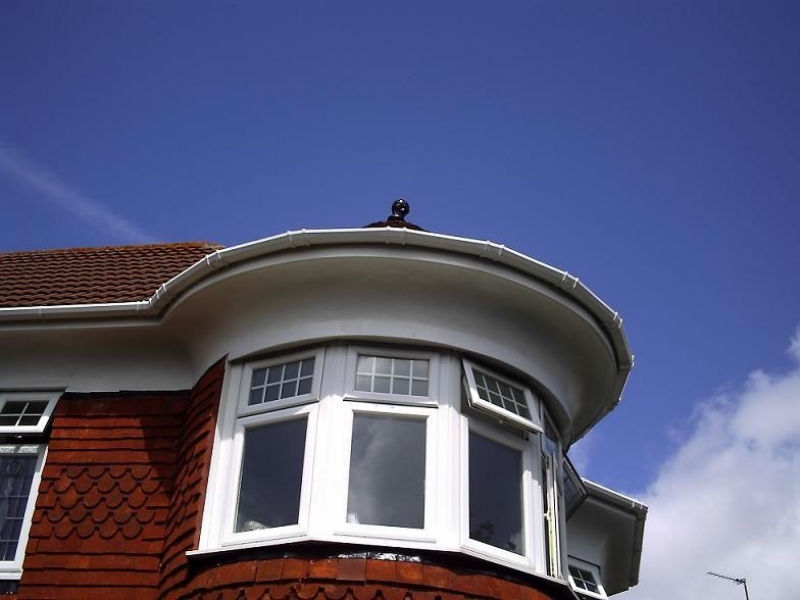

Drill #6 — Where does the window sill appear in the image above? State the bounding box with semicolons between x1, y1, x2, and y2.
0;569;22;581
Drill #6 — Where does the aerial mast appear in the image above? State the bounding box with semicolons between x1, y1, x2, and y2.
707;571;750;600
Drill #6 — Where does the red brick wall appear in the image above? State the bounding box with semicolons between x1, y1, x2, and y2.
17;359;225;600
19;391;189;599
166;556;564;600
158;359;225;598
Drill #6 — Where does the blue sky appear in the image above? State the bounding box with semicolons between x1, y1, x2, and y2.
2;3;799;595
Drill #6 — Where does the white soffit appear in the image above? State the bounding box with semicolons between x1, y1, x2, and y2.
0;229;630;355
0;228;633;426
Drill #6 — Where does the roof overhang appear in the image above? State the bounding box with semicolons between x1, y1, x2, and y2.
0;227;633;439
567;480;648;594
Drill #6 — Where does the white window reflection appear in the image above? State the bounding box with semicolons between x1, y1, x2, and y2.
347;414;426;528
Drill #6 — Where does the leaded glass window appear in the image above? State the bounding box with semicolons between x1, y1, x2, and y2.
0;447;41;562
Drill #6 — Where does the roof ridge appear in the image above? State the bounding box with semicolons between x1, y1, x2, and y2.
0;241;224;257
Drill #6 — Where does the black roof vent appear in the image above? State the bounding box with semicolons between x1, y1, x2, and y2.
364;199;424;231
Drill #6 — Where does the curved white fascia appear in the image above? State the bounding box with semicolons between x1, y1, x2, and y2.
0;228;631;359
0;228;632;437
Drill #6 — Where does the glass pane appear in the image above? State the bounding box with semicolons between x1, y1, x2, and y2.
300;359;314;377
284;361;300;379
26;402;48;415
0;402;26;415
373;376;391;394
264;385;280;402
355;375;372;392
267;366;282;384
0;417;17;426
411;379;428;396
235;417;307;532
297;378;312;395
280;381;298;399
347;414;426;528
394;359;411;376
469;432;523;555
356;355;373;374
248;388;263;406
412;360;429;378
375;357;392;375
251;368;266;387
18;416;40;426
0;453;38;560
392;378;410;395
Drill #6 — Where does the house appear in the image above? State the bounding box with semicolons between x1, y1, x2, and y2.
0;202;646;599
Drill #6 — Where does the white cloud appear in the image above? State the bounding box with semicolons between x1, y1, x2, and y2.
625;327;800;599
0;142;154;244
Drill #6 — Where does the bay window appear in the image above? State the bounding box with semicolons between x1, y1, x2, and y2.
201;343;565;579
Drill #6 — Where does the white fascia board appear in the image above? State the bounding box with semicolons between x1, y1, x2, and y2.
582;479;648;587
582;479;648;514
0;227;633;372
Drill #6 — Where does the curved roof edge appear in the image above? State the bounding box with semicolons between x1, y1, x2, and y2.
0;227;633;424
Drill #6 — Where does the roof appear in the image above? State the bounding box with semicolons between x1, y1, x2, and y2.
569;479;647;592
0;229;631;443
0;242;222;308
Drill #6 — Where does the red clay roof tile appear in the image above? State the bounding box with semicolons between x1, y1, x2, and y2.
0;241;222;308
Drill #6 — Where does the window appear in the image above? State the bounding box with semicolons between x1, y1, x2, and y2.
201;344;561;580
461;416;537;568
562;455;588;518
337;346;440;542
218;350;323;547
462;358;542;432
345;347;438;406
354;355;430;397
568;558;607;599
239;350;324;416
0;391;58;435
235;414;308;532
0;391;58;580
468;431;524;554
347;413;426;528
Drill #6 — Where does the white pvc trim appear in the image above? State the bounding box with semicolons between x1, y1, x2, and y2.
0;227;632;364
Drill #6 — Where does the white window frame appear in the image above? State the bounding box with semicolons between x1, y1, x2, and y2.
344;346;439;407
541;410;564;577
460;416;539;571
0;444;47;580
237;348;325;417
0;391;60;435
567;557;608;599
221;402;318;547
199;343;562;582
330;400;439;544
461;358;542;433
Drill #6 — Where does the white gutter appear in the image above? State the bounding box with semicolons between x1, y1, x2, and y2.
0;227;633;398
